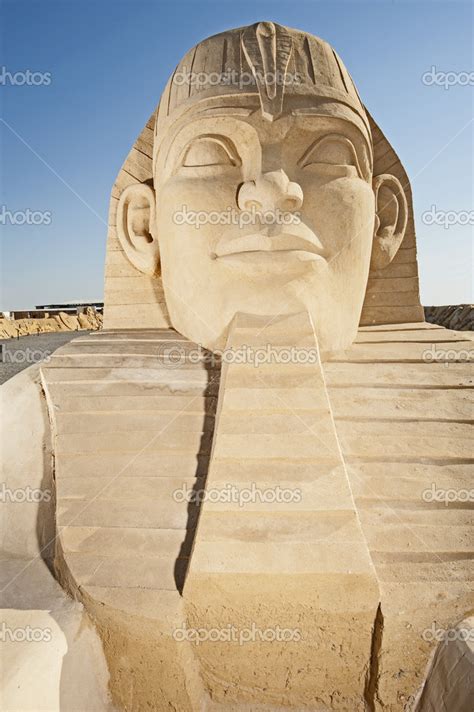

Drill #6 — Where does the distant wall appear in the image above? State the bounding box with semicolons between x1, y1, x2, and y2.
424;304;473;331
0;308;103;338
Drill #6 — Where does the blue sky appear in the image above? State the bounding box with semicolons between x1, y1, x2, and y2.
1;0;472;309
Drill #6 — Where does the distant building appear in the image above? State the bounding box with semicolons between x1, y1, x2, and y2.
2;301;104;320
35;301;104;313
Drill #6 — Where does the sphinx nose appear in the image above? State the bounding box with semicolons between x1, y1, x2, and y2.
237;170;303;213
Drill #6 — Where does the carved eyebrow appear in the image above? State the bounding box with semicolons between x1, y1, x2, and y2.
194;107;254;117
291;108;370;139
291;107;367;122
292;108;336;116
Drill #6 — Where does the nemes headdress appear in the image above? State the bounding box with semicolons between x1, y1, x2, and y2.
154;22;371;161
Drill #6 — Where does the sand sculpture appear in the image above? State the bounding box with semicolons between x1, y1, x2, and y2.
2;22;473;711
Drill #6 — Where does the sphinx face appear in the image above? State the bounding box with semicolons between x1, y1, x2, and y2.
153;103;375;351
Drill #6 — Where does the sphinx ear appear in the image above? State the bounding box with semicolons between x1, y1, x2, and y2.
371;174;408;270
116;183;160;276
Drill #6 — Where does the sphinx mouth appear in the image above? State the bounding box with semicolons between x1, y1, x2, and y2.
211;225;325;263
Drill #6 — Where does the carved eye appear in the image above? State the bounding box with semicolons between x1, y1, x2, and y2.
181;135;241;168
299;134;362;177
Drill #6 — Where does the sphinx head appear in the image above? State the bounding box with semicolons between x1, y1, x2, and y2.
116;22;409;351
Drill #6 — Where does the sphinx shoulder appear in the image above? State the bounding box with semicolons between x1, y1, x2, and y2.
1;363;55;559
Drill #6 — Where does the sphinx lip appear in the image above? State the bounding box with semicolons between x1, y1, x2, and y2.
212;250;326;266
211;227;325;262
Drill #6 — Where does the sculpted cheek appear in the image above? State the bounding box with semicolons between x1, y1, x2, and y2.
303;178;375;257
